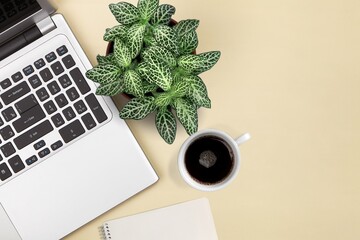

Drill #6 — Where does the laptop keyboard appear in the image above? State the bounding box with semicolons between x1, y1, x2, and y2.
0;40;112;185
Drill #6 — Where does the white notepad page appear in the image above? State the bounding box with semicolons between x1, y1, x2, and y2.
101;198;218;240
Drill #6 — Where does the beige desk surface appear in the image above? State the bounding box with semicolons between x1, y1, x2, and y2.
57;0;360;239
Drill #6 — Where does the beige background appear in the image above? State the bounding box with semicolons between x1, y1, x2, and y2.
56;0;360;239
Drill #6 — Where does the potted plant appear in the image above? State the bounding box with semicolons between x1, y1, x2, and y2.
86;0;221;144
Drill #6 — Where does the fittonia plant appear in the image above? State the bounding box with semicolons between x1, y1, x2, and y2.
86;0;221;144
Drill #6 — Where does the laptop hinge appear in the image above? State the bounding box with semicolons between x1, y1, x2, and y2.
36;16;56;35
0;16;56;61
0;26;42;61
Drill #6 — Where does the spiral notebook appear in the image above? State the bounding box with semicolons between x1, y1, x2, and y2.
99;198;218;240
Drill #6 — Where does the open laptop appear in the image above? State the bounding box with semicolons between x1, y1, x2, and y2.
0;1;158;239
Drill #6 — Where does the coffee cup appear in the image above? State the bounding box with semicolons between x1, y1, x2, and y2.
178;129;250;191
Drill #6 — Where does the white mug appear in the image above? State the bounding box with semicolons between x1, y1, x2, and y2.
178;129;250;191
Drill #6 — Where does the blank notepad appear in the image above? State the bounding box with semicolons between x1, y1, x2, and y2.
100;198;218;240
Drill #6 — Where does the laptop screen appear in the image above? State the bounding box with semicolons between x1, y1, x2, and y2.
0;0;41;33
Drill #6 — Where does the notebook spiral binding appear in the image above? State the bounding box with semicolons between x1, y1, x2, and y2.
99;223;112;240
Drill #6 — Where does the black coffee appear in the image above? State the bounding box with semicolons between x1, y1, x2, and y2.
184;135;234;185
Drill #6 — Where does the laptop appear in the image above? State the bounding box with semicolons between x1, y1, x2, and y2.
0;1;158;239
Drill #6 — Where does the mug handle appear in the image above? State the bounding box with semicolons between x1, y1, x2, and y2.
235;133;251;145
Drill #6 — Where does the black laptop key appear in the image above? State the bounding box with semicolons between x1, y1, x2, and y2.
55;93;68;108
81;113;96;130
33;140;46;150
0;78;11;89
14;120;53;150
47;81;61;95
39;68;53;82
70;68;90;94
28;74;42;89
8;155;25;173
17;3;27;11
57;45;68;56
0;125;15;141
85;94;108;123
11;71;23;83
13;104;45;133
43;100;57;115
62;106;76;121
58;74;72;88
38;148;50;158
51;140;63;151
1;81;31;105
51;113;65;128
2;106;17;122
0;117;3;127
62;55;75;69
0;163;12;181
0;16;5;24
8;11;16;18
74;100;87;114
25;155;38;166
45;52;57;63
4;3;15;13
15;94;38;114
23;65;34;76
18;3;28;10
34;58;45;69
36;87;50;102
66;87;79;101
50;61;64;76
1;142;16;158
59;120;85;143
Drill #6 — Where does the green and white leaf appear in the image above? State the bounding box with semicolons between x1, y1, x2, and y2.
114;38;132;67
178;51;221;74
96;80;125;96
137;0;159;21
109;2;140;25
142;81;158;93
136;62;149;76
184;75;211;108
172;80;189;98
126;23;146;58
179;30;198;54
151;4;175;25
85;64;122;85
153;25;179;55
142;46;176;67
140;58;172;91
156;108;177;144
119;96;156;120
103;25;128;42
96;54;116;66
177;54;204;74
154;92;173;107
123;70;144;98
173;19;199;38
143;35;157;47
173;98;198;135
172;71;185;85
194;51;221;74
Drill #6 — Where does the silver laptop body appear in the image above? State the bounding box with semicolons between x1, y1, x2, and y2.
0;1;158;239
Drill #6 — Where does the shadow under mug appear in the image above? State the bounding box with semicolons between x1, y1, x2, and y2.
178;129;251;191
